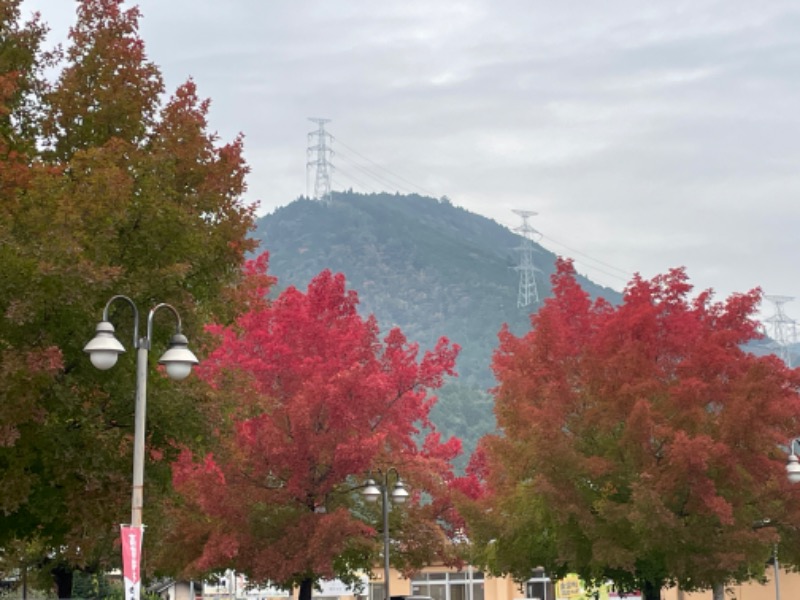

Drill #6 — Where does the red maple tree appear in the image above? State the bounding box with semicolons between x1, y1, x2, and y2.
162;256;462;599
463;259;800;600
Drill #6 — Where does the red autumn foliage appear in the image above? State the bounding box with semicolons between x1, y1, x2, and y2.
464;258;800;598
164;256;463;591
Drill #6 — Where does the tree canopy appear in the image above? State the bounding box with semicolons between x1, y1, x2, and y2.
0;0;256;591
159;261;464;600
462;259;800;600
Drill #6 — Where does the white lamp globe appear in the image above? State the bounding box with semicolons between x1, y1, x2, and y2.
90;350;120;370
164;361;193;381
158;333;199;381
391;479;409;504
84;321;125;370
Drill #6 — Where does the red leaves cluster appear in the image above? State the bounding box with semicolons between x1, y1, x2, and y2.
473;258;800;586
168;258;462;584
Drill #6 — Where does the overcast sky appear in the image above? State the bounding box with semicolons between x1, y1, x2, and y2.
19;0;800;326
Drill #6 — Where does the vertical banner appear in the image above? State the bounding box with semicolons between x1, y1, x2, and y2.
121;525;144;600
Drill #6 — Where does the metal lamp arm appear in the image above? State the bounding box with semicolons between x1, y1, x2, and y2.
367;468;386;485
102;295;140;348
145;303;183;349
367;467;402;486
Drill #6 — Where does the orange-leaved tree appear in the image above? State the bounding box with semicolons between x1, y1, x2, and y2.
0;0;256;593
161;259;463;600
462;259;800;600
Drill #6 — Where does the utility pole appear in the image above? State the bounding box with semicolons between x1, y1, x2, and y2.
764;295;797;366
513;209;541;308
307;118;334;202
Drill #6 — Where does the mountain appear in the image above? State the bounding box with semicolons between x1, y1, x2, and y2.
252;191;622;466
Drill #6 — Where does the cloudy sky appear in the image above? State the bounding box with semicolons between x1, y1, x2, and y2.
19;0;800;325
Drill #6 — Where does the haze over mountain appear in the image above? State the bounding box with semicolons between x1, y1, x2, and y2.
253;191;622;465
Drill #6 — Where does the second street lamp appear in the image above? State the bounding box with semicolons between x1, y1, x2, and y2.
362;468;409;600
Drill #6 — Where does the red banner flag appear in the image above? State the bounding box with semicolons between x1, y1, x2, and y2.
121;525;144;600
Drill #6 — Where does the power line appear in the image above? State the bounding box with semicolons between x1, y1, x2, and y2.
537;233;632;285
333;137;439;198
335;148;410;193
539;233;631;277
332;163;379;195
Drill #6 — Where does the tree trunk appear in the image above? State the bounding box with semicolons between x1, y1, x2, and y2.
298;578;314;600
51;564;73;599
711;582;724;600
641;579;661;600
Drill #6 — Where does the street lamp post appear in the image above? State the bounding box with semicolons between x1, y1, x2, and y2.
83;295;199;528
362;469;409;600
771;543;781;600
753;519;781;600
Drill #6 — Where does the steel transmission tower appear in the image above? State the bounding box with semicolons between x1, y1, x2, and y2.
307;118;334;202
764;295;798;366
513;209;541;308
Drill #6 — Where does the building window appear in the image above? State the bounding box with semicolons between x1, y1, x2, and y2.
410;571;484;600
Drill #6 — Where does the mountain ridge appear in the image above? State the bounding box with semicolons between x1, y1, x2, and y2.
254;192;621;382
253;191;623;464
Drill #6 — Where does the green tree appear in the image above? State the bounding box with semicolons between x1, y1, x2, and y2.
463;259;800;600
0;0;256;594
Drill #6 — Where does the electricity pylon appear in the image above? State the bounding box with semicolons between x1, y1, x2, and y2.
307;118;333;202
513;209;541;308
764;295;797;366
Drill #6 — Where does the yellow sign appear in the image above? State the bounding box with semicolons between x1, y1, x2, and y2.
557;574;583;599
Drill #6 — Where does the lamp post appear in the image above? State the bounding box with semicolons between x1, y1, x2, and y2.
770;543;781;600
753;519;781;600
84;295;199;528
362;469;409;600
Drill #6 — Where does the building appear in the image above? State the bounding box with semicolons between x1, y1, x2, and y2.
154;564;800;600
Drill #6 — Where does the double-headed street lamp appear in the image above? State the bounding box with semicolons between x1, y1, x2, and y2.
362;469;409;600
84;295;199;528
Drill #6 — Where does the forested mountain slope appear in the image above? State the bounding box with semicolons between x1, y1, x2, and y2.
255;192;619;383
253;191;622;464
